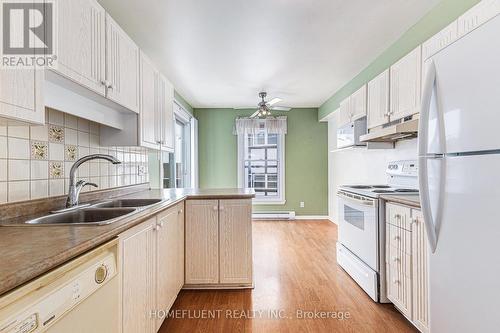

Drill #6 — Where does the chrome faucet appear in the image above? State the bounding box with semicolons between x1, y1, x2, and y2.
66;154;121;208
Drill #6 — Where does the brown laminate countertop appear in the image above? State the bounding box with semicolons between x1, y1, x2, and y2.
0;188;255;296
380;194;421;208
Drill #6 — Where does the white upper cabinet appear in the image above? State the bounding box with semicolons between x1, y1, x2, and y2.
458;0;500;37
390;46;422;121
337;85;367;127
350;85;367;121
105;14;140;113
140;52;160;149
337;98;351;127
367;69;390;129
422;21;458;61
0;68;44;125
55;0;106;95
158;74;175;151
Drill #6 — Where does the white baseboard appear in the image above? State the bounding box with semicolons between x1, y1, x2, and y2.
294;215;331;220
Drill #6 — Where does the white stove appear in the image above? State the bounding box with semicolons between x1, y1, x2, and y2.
339;160;419;198
336;160;418;303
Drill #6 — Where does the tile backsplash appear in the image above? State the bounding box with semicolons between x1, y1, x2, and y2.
0;108;149;204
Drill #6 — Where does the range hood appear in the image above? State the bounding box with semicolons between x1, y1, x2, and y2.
360;117;419;143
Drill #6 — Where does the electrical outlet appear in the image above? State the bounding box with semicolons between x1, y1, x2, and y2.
300;201;305;208
137;165;146;176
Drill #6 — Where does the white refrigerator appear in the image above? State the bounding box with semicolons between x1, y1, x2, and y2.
419;14;500;333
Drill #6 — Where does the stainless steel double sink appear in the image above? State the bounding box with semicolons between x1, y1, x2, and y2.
22;199;164;226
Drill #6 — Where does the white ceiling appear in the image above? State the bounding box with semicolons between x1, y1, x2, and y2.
98;0;440;109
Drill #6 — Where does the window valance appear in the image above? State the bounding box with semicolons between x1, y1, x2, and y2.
233;116;287;135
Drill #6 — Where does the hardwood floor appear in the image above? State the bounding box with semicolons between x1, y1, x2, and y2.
159;220;416;332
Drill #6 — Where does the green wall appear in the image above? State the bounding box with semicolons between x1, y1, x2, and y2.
318;0;480;120
194;108;328;215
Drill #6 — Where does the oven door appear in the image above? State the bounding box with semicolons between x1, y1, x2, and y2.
337;191;378;271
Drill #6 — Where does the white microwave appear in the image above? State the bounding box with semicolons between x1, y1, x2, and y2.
337;117;367;149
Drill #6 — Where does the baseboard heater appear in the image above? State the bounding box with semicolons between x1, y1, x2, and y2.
252;211;296;220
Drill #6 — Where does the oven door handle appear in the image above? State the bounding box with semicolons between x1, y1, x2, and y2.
337;191;375;207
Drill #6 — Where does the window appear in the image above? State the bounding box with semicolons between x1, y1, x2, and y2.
238;129;285;204
162;102;197;189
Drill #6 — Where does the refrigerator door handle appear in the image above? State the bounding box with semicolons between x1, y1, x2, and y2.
418;61;437;157
418;156;442;253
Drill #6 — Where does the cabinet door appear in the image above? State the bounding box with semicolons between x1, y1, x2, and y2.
55;0;106;95
156;208;179;329
159;74;175;151
458;0;500;37
140;52;160;150
0;68;44;124
219;199;253;284
185;200;219;284
386;248;412;319
337;98;351;127
390;46;422;121
411;209;430;333
367;70;390;129
350;85;367;121
121;218;156;333
422;21;458;61
177;202;185;290
106;14;140;113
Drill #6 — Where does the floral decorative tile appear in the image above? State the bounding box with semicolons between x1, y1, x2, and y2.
31;141;48;160
48;125;64;143
65;145;78;161
49;161;64;178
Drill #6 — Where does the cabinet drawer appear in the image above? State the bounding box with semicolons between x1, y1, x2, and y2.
387;263;412;319
388;245;411;277
386;203;412;230
388;224;412;255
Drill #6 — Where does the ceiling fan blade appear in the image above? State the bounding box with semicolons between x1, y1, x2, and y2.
250;110;260;118
267;97;283;106
271;106;291;111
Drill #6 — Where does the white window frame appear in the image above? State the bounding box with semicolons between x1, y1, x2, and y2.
237;130;286;205
172;100;197;188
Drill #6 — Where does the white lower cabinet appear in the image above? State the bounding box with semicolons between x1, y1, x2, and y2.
386;202;429;333
120;202;185;333
219;199;253;284
155;206;180;330
185;199;253;287
120;218;157;333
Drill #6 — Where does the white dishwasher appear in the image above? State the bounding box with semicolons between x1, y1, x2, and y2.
0;239;120;333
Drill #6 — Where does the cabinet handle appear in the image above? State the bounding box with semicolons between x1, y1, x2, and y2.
153;225;158;231
159;222;164;228
213;206;218;211
394;214;401;219
219;206;224;211
392;256;399;262
178;209;183;214
108;84;114;90
101;80;107;86
393;279;400;284
393;235;400;241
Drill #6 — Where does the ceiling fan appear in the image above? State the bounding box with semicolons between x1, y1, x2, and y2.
239;92;291;118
